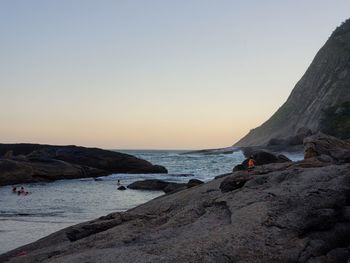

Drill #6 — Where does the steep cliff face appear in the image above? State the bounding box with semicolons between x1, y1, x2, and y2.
235;19;350;146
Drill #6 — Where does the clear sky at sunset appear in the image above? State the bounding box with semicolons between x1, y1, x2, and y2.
1;1;350;149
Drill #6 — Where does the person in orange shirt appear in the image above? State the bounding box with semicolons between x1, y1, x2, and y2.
247;156;256;170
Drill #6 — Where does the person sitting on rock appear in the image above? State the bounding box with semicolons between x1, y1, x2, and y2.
247;156;256;170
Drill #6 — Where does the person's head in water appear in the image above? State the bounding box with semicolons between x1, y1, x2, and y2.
12;186;17;192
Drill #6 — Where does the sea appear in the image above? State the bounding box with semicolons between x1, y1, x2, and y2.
0;150;303;254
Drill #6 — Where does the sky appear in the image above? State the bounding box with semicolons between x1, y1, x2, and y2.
1;1;350;150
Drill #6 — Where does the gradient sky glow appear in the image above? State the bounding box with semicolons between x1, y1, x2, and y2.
1;1;350;149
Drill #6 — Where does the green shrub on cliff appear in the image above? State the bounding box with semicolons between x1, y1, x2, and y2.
320;101;350;139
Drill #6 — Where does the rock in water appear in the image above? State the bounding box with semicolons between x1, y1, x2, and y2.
127;179;169;191
117;186;126;190
0;159;108;186
127;179;187;194
0;143;168;186
235;19;350;146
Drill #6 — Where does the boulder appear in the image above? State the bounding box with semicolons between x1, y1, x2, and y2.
127;180;169;191
233;150;291;171
220;173;253;193
127;179;203;194
304;132;350;162
163;183;187;194
117;186;126;191
187;179;204;188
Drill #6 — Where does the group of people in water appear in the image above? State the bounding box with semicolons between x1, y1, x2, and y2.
12;186;31;196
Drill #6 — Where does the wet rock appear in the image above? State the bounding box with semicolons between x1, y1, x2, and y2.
127;179;169;191
117;186;126;190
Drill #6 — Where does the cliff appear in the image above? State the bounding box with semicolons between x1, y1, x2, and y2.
235;19;350;146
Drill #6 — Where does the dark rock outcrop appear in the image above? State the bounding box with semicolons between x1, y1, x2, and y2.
117;186;126;190
233;150;291;171
0;158;108;186
0;143;167;186
127;179;204;194
127;179;170;191
235;19;350;146
0;143;167;174
304;132;350;162
187;179;204;188
267;127;313;146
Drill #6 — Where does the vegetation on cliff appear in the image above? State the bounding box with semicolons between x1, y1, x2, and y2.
320;101;350;139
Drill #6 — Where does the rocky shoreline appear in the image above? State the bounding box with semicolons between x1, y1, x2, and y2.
1;133;350;262
0;143;167;186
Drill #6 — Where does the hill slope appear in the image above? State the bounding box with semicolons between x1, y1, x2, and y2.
235;19;350;146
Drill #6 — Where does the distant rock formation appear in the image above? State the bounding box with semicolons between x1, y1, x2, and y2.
0;143;167;186
235;19;350;146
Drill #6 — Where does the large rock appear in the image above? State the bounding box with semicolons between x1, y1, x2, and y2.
0;143;168;174
235;19;350;146
127;179;170;191
2;159;350;263
304;132;350;162
0;143;167;185
0;158;108;186
127;179;204;194
233;150;291;171
127;179;187;194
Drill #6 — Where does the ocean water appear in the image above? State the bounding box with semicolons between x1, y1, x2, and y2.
0;150;303;254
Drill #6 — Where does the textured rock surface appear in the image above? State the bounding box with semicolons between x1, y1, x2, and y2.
127;179;203;194
233;150;291;171
0;143;167;174
304;132;350;162
0;143;167;185
235;19;350;146
2;158;350;262
0;158;108;186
